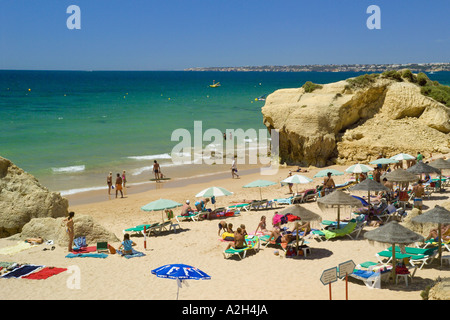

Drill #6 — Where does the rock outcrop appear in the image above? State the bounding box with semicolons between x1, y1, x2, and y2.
262;75;450;166
0;156;69;238
13;215;119;247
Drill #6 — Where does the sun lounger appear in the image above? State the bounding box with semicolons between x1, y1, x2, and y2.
421;238;450;252
223;236;260;260
259;235;287;251
311;221;357;241
274;196;294;205
176;211;202;222
227;203;251;211
376;250;431;270
349;269;390;289
123;223;159;236
145;220;173;236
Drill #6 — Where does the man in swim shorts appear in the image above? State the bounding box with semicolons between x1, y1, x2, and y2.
153;160;161;181
115;173;123;198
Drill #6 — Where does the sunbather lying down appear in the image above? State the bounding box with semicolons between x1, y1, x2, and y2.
266;222;311;243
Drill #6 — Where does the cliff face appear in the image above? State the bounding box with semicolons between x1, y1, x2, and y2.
0;156;69;238
262;77;450;166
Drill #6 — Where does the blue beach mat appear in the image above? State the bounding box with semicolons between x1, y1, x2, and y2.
117;249;146;259
1;265;44;279
65;253;108;259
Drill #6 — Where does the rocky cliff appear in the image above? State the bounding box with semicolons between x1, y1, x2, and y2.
262;74;450;166
0;156;69;237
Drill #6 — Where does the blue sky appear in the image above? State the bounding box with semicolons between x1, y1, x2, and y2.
0;0;449;70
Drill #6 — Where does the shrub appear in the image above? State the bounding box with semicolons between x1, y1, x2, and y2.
402;69;416;82
381;70;403;81
302;81;323;93
346;73;378;89
420;83;450;107
416;72;430;86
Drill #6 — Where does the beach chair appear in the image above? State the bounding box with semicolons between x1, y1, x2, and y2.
223;236;260;260
421;238;450;252
123;223;159;236
311;221;357;241
227;203;251;211
377;204;405;222
259;235;287;252
249;200;269;211
145;220;173;236
376;248;434;270
296;189;317;203
96;242;109;253
274;196;294;205
387;246;438;269
175;211;201;222
349;269;386;289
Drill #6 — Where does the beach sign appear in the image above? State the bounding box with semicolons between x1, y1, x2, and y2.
338;260;356;279
320;267;337;285
320;267;337;300
338;260;356;300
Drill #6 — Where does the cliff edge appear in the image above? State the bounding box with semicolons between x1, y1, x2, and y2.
262;72;450;166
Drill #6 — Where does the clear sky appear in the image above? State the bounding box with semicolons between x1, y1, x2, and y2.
0;0;449;70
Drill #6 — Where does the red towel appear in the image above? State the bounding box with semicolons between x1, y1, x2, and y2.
22;267;67;280
71;246;96;254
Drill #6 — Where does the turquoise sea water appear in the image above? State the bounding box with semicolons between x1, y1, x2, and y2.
1;70;448;195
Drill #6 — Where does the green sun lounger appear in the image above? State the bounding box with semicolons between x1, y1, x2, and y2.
223;236;260;260
123;223;159;235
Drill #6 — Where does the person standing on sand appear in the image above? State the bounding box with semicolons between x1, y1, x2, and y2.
231;156;239;179
63;211;75;252
107;172;113;195
122;170;127;188
115;173;124;198
153;160;161;182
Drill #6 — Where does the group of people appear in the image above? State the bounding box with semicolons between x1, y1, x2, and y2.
220;213;311;251
107;171;127;198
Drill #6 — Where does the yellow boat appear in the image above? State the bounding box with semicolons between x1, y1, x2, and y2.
209;80;221;88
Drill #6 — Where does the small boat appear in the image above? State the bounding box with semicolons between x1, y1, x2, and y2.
256;94;267;101
210;80;221;88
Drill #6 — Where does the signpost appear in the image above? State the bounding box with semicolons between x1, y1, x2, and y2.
338;260;356;300
320;267;337;300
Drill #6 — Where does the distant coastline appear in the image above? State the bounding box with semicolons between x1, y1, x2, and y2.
185;62;450;73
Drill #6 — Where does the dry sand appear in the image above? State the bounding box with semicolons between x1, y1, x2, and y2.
1;164;449;301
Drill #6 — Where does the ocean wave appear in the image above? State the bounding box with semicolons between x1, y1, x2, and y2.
52;165;85;173
60;185;106;196
127;153;172;161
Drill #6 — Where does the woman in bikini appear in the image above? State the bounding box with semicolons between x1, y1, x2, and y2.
254;216;271;235
63;211;75;252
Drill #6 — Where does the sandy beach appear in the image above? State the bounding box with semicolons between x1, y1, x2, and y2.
1;163;449;301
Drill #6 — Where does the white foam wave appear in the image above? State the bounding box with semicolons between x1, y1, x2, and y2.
52;165;85;173
127;153;172;161
60;185;105;196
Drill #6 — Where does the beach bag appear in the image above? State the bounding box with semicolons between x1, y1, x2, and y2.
73;236;87;250
108;245;116;254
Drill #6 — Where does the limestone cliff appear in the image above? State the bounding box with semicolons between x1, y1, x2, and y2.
0;156;69;237
262;75;450;166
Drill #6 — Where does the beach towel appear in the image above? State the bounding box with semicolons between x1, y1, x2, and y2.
0;241;38;256
1;265;44;279
71;246;97;254
116;249;146;259
65;253;108;259
22;267;67;280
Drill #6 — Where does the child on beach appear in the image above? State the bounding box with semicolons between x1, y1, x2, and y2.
240;224;248;237
254;216;270;235
218;221;228;236
119;233;136;256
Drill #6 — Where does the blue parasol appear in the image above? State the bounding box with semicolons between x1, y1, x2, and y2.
151;264;211;299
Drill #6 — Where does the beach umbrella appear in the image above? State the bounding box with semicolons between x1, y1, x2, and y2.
345;163;374;174
369;158;399;165
429;158;450;192
390;153;415;161
317;190;362;228
278;204;322;223
151;264;211;300
384;169;419;183
348;178;390;205
313;169;344;178
195;187;233;198
195;187;233;209
141;198;182;221
364;221;424;279
412;205;450;264
406;161;440;181
243;179;277;200
281;174;313;194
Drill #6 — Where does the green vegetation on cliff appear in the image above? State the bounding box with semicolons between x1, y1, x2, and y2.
302;81;323;93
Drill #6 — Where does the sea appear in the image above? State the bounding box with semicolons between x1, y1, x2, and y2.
1;70;448;196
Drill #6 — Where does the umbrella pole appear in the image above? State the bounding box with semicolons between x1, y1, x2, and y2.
337;205;340;229
296;222;299;256
438;223;442;266
392;244;397;282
